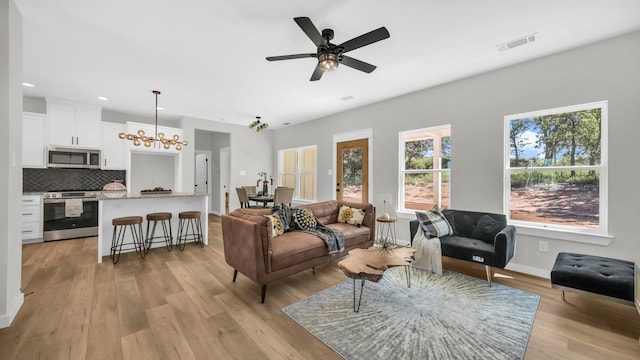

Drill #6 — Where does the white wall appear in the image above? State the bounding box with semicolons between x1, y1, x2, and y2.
0;0;24;328
274;30;640;277
129;152;177;192
194;130;230;214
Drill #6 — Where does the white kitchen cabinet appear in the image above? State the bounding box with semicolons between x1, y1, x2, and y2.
125;121;184;153
47;99;101;148
22;112;47;168
101;122;126;170
22;195;43;243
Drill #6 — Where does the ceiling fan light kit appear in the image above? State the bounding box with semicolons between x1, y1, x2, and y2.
266;17;390;81
249;116;269;132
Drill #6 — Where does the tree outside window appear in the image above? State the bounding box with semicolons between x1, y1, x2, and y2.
399;126;451;211
505;101;607;232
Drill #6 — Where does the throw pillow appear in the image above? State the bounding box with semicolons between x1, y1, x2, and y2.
292;208;317;231
415;210;453;239
472;214;503;244
271;203;293;231
337;205;366;226
264;213;284;238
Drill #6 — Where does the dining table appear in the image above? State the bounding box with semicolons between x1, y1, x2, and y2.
248;194;274;207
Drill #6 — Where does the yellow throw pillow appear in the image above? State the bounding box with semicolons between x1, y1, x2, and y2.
337;205;366;226
265;214;284;238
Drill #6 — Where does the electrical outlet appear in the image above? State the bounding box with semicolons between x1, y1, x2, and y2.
538;240;549;252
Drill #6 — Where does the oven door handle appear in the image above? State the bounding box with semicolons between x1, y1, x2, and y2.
44;198;98;204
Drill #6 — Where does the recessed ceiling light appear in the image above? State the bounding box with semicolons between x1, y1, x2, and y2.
22;82;34;87
97;96;109;101
156;107;164;111
283;122;291;126
338;95;354;101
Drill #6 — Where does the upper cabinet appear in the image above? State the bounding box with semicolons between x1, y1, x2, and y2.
101;122;126;170
22;112;47;168
46;98;101;148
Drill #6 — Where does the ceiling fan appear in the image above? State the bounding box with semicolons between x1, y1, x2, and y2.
266;17;390;81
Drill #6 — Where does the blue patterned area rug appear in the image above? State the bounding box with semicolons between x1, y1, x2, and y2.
282;267;539;360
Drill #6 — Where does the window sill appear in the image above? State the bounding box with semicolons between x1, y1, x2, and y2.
514;224;613;246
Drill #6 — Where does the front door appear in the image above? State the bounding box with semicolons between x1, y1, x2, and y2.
336;139;368;203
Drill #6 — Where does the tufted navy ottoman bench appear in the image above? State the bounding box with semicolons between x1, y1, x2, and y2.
551;252;634;306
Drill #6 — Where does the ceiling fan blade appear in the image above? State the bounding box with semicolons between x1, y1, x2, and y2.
266;53;316;61
340;56;377;73
294;17;323;46
338;27;390;53
310;65;323;81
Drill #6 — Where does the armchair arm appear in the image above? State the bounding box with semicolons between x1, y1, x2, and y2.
493;225;516;268
221;213;270;285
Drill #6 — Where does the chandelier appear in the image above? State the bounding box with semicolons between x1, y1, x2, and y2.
118;90;188;150
249;116;268;132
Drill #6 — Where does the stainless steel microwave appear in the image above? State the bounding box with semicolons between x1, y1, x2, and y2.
47;146;101;169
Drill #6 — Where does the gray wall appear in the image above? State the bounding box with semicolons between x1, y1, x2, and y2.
194;130;231;214
181;117;273;211
274;30;640;276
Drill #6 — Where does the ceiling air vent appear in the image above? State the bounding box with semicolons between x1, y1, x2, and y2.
497;33;537;52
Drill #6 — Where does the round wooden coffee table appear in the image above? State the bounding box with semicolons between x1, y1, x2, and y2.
337;246;416;312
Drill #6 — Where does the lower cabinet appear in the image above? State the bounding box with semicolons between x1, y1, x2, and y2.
22;195;43;243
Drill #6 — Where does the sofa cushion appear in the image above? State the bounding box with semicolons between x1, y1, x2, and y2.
416;210;453;238
326;223;371;249
337;205;366;226
302;200;341;225
292;208;317;231
270;231;329;271
472;214;503;244
440;235;495;265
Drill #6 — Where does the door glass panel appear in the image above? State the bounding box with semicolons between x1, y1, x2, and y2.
341;147;363;203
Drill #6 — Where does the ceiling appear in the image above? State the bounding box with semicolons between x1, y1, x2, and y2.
16;0;640;129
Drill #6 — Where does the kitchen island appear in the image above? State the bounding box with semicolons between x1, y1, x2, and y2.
98;192;208;263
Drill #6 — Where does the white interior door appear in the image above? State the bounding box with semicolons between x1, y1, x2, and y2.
194;152;209;195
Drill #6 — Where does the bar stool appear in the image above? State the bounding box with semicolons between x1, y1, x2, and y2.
145;212;173;254
176;211;204;251
110;216;144;264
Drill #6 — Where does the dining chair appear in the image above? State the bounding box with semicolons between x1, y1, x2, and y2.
274;187;294;206
236;187;261;209
242;185;258;206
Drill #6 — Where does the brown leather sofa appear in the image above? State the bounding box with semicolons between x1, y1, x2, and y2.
221;200;375;303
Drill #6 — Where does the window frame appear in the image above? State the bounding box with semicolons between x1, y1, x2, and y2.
503;100;610;244
397;125;451;215
278;145;317;203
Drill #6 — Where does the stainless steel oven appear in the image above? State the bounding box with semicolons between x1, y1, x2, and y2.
43;191;100;241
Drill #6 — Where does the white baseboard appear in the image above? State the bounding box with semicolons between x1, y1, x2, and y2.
0;292;24;329
505;262;550;279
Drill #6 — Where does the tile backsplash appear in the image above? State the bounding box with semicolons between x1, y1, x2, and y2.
23;168;126;192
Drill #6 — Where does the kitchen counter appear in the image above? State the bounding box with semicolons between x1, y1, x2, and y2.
98;192;208;263
99;191;203;200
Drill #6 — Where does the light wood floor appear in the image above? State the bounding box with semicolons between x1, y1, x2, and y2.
1;215;639;359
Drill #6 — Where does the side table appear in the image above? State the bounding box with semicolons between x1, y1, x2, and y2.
375;216;397;248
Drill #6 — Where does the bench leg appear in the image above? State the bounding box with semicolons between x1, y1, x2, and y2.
562;290;566;302
485;265;492;287
261;285;267;304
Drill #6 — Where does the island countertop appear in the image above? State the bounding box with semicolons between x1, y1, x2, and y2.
99;191;206;200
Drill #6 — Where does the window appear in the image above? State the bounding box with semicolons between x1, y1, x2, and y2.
505;101;607;234
278;146;317;201
399;126;451;211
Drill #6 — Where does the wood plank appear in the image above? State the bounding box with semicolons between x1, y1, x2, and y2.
146;304;197;360
86;281;123;360
121;328;160;360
